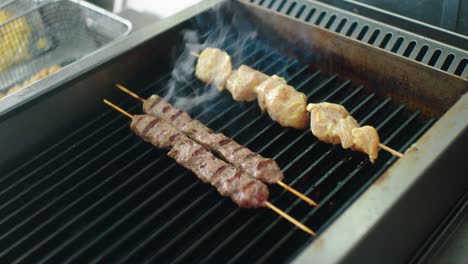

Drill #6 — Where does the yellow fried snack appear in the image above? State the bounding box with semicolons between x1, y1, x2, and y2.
6;65;62;96
0;10;31;72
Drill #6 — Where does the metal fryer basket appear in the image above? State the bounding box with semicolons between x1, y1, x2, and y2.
0;0;43;19
0;0;131;96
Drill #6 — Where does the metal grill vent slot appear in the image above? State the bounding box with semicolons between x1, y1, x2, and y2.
250;0;468;77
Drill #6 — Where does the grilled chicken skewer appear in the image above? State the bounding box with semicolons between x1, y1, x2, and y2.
115;84;318;207
192;48;404;160
103;99;316;236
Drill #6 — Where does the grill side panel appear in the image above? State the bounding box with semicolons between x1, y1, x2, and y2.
249;0;468;78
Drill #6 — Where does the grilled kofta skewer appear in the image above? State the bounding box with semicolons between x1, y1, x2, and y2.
131;114;269;208
142;94;283;184
104;100;316;235
115;85;318;206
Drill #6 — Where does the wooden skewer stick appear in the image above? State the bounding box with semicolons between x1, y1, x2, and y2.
264;201;316;236
104;99;132;119
103;99;316;236
276;180;317;207
379;143;404;158
190;51;404;159
115;83;318;207
115;83;145;103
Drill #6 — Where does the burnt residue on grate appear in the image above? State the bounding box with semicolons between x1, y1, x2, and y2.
0;32;435;264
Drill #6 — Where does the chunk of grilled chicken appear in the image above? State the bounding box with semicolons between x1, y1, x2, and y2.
307;102;349;144
256;75;286;112
195;48;232;90
265;84;309;129
351;126;379;163
226;65;269;102
336;116;360;149
306;102;379;162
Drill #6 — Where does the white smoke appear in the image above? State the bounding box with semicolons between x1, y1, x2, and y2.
161;1;258;111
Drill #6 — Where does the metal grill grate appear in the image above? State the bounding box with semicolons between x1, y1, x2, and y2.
0;33;435;263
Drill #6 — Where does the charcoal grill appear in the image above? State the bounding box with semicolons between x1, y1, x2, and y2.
0;0;467;263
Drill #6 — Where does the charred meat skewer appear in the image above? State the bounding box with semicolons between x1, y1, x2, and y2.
103;99;316;236
131;114;268;207
143;94;283;184
115;84;318;207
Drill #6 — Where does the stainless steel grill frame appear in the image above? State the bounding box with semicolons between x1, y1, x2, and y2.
251;0;468;78
0;0;466;263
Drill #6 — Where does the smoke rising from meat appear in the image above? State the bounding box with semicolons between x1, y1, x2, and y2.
162;1;258;111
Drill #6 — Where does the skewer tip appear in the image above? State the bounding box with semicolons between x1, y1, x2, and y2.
190;51;200;57
103;99;133;119
115;83;145;103
264;201;316;236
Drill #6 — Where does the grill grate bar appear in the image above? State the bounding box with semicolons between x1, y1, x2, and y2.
0;134;145;259
0;123;139;223
112;189;214;263
20;169;195;263
0;119;132;215
360;98;393;125
381;112;421;144
46;163;190;263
